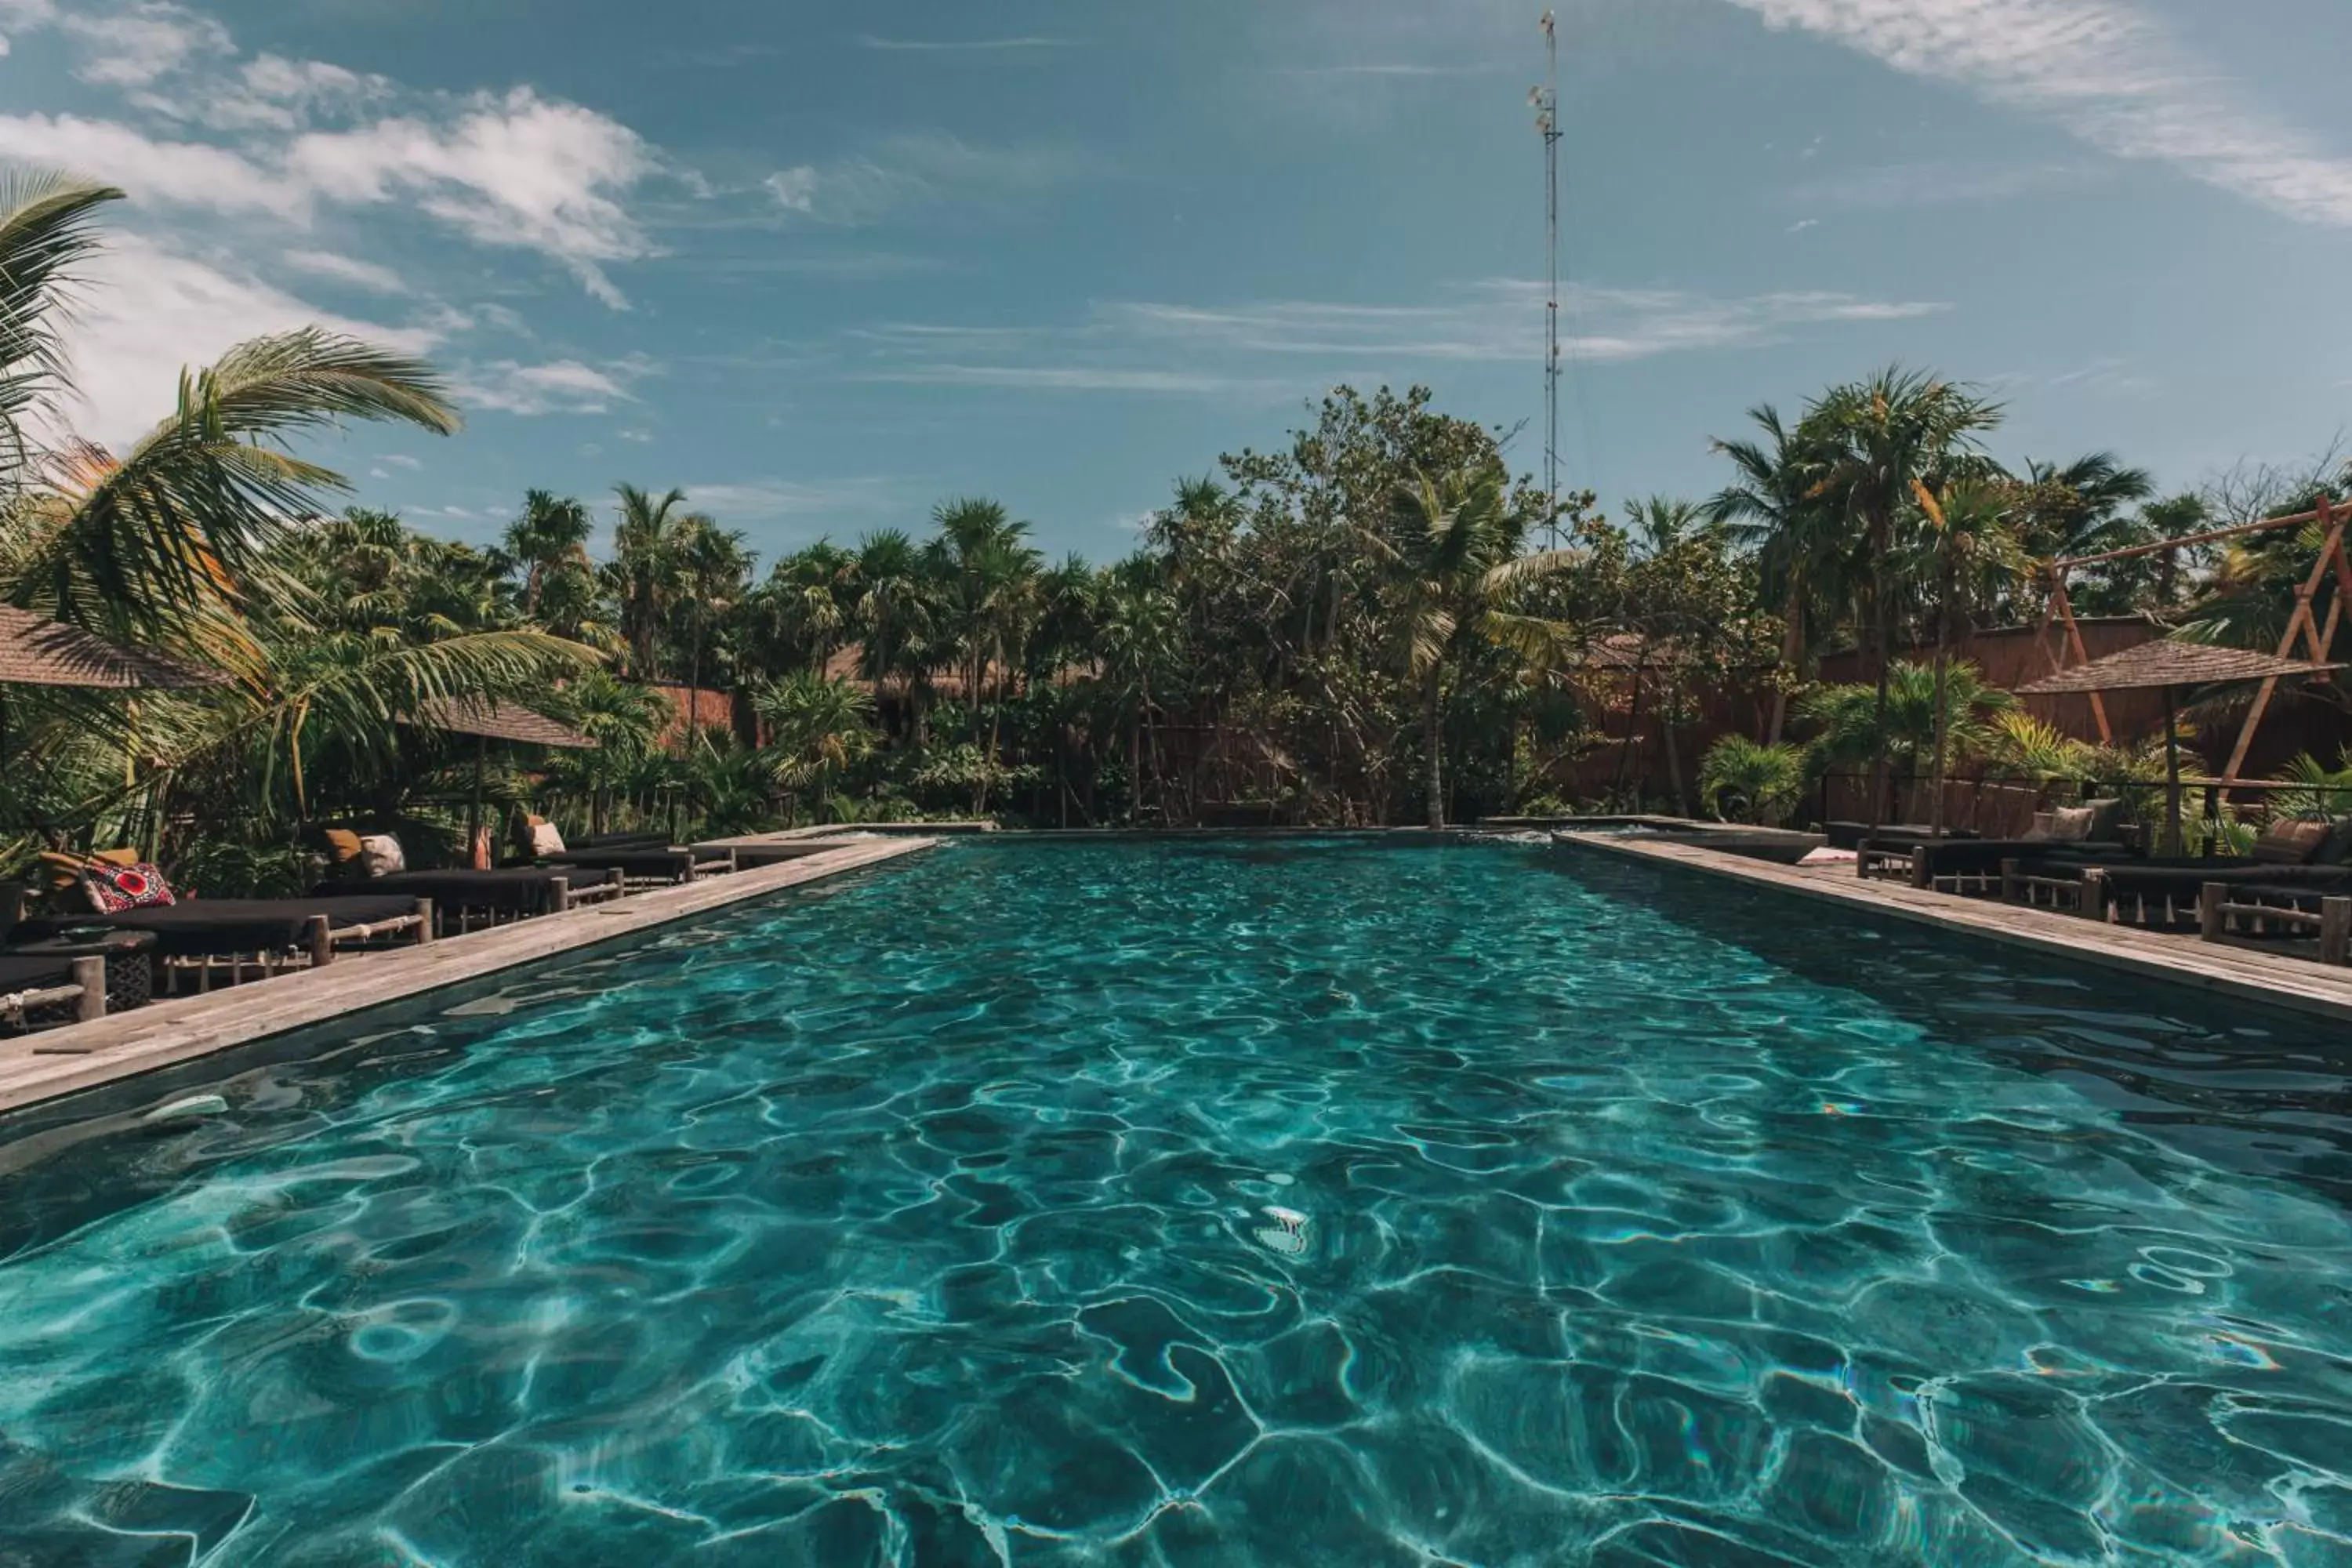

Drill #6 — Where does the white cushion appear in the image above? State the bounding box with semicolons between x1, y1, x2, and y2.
531;821;566;857
359;833;405;877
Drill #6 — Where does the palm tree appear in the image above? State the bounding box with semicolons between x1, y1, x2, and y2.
1708;405;1839;746
549;670;670;833
755;669;876;822
503;490;595;615
1806;367;2002;828
0;169;123;492
924;496;1041;748
852;528;931;713
671;513;750;697
608;483;688;681
1375;461;1576;828
1909;477;2027;833
3;330;462;677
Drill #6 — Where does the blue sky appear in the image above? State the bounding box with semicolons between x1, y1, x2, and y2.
5;0;2350;562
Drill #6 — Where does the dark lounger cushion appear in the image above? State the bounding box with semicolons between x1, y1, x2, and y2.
545;848;693;877
325;866;619;914
2251;818;2332;866
0;954;78;993
9;897;423;958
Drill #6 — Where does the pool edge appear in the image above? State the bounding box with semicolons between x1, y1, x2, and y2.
1557;832;2352;1026
0;838;940;1116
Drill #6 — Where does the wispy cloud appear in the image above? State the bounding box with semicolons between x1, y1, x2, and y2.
453;354;656;416
1274;63;1503;78
1725;0;2352;227
0;4;667;307
855;34;1076;53
764;132;1091;227
1791;159;2098;210
281;248;407;293
682;477;909;524
848;281;1949;396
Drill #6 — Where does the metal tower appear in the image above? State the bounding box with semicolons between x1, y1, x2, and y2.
1533;12;1563;546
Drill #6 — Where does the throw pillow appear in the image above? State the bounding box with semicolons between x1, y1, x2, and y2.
2079;798;2124;843
80;861;176;913
2251;817;2331;866
2046;805;2100;842
531;820;566;856
358;833;406;877
2023;812;2057;842
321;828;365;864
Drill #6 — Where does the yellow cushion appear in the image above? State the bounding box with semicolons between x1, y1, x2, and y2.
92;848;140;868
322;829;364;864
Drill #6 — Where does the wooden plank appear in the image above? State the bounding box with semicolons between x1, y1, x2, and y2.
1553;832;2352;1025
0;838;939;1116
2050;575;2112;743
2223;510;2345;782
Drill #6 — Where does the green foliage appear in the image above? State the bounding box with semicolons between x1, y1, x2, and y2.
1698;737;1806;825
1796;662;2013;777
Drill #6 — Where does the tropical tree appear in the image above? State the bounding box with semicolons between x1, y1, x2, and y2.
1375;461;1575;828
1707;404;1838;746
1698;735;1805;826
608;483;688;680
503;490;596;615
755;670;877;820
0;171;122;491
1805;367;2003;827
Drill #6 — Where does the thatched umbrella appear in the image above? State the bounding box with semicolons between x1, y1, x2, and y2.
403;697;595;862
2019;641;2341;854
0;605;229;691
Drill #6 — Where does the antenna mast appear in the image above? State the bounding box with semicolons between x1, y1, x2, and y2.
1534;12;1563;546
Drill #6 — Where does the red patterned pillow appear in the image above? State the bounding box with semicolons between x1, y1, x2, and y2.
80;862;177;913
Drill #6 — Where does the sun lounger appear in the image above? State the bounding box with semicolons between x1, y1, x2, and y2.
10;895;431;994
2198;881;2352;965
543;845;731;885
1866;835;2134;891
318;867;622;932
0;953;106;1029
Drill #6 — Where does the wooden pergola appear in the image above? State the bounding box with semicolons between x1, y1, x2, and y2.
2035;493;2352;781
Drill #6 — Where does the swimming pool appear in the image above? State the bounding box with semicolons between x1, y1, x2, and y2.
1;837;2347;1564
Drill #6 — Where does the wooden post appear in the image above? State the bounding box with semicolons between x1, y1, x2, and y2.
2078;867;2107;921
2321;897;2351;967
2198;882;2227;943
415;898;435;945
550;876;570;913
70;956;105;1022
2223;497;2347;782
2001;858;2022;904
1910;848;1933;890
306;914;334;970
2049;574;2112;745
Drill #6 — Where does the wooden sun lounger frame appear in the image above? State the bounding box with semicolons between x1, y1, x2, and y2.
432;874;626;936
0;957;107;1025
165;903;435;996
2200;882;2352;966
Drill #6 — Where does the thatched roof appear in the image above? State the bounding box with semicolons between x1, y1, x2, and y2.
408;697;596;749
0;605;229;690
2018;640;2342;695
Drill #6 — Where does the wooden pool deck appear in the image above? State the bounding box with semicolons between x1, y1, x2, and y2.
0;837;938;1117
1557;832;2352;1026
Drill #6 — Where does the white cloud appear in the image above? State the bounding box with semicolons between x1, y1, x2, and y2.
289;89;658;307
50;233;436;450
764;132;1088;226
281;249;408;293
0;113;300;218
855;34;1076;52
60;1;231;88
849;281;1947;396
682;477;906;521
377;453;423;470
1725;0;2352;227
0;4;662;307
453;356;651;416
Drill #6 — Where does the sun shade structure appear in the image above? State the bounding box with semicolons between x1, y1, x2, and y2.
407;697;594;750
403;698;595;866
2019;641;2343;854
0;605;229;690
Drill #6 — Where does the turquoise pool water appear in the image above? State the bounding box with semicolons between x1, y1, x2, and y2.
1;837;2349;1565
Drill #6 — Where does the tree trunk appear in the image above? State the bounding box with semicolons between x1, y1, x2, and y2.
1865;520;1894;830
1929;568;1952;838
1423;663;1446;829
1661;684;1690;817
1766;579;1803;746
